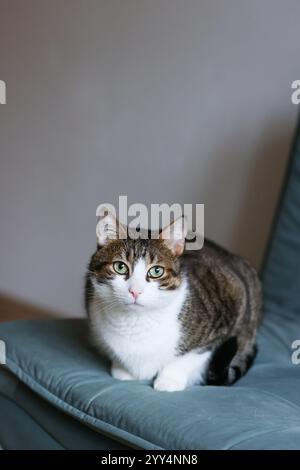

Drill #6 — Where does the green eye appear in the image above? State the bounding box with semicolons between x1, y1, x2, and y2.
148;265;165;279
113;261;129;275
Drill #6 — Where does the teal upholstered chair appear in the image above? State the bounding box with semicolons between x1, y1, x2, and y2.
1;123;300;450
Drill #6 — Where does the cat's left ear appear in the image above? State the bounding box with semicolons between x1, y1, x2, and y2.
159;216;187;256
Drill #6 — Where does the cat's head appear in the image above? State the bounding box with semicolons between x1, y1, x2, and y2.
88;210;187;311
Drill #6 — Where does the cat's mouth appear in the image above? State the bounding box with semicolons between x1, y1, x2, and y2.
127;299;144;308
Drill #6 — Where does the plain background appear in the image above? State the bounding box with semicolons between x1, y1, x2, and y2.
0;0;299;317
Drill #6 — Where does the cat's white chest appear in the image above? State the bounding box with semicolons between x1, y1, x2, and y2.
89;292;185;380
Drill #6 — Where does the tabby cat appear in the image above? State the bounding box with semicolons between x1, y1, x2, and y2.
85;211;262;391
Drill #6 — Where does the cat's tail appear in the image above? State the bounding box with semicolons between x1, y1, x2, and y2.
205;337;257;386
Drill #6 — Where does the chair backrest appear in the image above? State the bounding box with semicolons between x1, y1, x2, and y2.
262;117;300;315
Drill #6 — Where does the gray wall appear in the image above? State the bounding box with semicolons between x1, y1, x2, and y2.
0;0;299;317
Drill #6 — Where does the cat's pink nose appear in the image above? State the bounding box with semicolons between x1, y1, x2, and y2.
129;288;142;300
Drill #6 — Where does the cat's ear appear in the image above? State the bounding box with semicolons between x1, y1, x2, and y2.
96;209;127;246
159;216;187;256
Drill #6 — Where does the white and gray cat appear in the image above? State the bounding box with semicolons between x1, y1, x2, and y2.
85;211;262;391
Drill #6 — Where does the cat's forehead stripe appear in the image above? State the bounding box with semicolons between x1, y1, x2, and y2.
123;239;157;266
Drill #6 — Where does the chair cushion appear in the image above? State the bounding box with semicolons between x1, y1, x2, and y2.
0;314;299;450
0;366;129;450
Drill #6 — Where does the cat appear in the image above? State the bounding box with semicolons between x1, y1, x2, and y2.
85;210;262;392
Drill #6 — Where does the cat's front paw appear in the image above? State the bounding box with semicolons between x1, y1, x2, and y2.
153;370;187;392
111;364;135;381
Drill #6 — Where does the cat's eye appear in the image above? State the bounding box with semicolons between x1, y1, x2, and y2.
113;261;129;275
148;265;165;279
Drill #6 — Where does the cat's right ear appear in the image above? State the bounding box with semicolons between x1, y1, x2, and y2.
96;209;127;246
159;215;187;256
